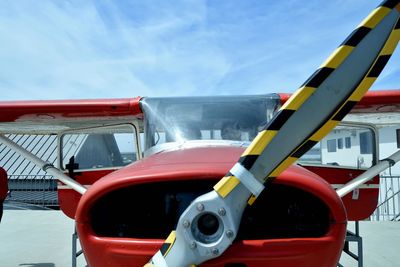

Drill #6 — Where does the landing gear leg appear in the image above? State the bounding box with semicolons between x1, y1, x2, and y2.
72;226;85;267
338;221;363;267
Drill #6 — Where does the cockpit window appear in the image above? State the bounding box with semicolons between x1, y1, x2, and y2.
140;95;280;151
298;123;378;169
60;124;138;170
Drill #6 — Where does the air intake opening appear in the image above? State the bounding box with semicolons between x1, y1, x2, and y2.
90;180;331;239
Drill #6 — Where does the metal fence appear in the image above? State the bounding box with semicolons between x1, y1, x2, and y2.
370;175;400;221
5;174;58;209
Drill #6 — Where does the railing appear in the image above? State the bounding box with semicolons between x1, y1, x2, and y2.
5;174;59;209
371;175;400;221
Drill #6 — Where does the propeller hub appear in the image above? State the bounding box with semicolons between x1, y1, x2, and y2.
191;212;223;244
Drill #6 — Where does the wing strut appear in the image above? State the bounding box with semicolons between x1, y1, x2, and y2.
148;1;400;266
337;149;400;198
0;134;86;195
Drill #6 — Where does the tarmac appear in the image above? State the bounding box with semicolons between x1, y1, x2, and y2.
0;210;399;267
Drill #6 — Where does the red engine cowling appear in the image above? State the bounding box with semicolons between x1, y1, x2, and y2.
75;146;347;267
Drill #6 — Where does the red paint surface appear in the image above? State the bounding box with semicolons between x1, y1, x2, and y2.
304;165;379;221
0;97;142;122
58;188;82;219
0;167;8;201
75;146;347;267
58;169;117;218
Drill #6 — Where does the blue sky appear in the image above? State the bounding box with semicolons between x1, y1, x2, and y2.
0;0;398;100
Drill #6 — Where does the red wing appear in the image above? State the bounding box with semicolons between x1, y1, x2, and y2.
0;97;143;134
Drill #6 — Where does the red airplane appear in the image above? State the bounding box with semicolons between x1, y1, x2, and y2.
0;1;399;266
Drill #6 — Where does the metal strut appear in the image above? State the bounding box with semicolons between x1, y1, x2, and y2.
0;134;86;195
337;150;400;198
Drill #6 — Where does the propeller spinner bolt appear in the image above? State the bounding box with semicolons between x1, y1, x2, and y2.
182;220;190;228
190;241;197;250
218;207;226;216
226;230;234;238
196;203;204;212
212;248;219;255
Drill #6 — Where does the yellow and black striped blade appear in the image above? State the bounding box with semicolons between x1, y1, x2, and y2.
215;0;400;201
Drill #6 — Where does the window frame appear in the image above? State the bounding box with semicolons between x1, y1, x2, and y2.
297;121;378;168
57;123;140;171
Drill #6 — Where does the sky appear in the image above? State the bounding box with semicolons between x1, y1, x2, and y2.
0;0;398;100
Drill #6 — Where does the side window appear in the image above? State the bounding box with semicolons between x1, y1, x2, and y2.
61;124;138;170
327;139;336;152
337;138;343;149
299;123;376;169
396;129;400;149
360;131;373;154
345;137;351;148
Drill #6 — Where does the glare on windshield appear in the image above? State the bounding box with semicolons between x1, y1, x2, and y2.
141;95;280;151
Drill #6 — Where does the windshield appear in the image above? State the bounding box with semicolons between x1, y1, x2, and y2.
140;95;280;152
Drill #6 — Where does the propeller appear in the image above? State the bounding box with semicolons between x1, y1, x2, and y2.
147;1;400;266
